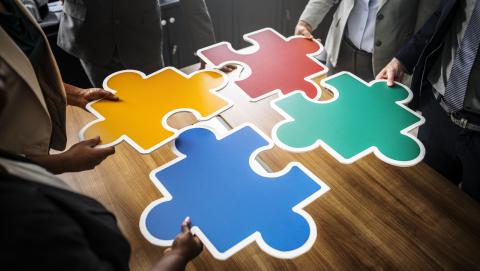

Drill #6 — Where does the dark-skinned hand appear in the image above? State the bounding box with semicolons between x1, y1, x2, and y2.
64;83;119;109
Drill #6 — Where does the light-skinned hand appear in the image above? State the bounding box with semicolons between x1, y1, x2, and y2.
376;58;407;87
295;20;314;39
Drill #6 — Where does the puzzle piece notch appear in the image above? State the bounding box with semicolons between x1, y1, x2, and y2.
141;125;329;259
80;68;231;153
198;28;327;101
273;72;425;166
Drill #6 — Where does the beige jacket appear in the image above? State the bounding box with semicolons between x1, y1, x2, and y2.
300;0;442;75
0;0;67;156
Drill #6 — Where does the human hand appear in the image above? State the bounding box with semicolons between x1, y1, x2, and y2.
376;58;407;87
295;20;314;39
64;83;119;109
60;137;115;172
163;217;203;262
199;60;237;73
29;137;115;174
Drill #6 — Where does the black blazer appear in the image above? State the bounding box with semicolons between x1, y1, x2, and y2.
395;0;460;108
0;152;131;271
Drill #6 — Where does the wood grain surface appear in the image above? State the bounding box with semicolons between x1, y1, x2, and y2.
59;65;480;271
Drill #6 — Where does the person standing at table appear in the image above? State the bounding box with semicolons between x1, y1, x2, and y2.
377;0;480;201
0;6;205;270
57;0;218;88
295;0;442;82
0;121;203;271
0;0;118;173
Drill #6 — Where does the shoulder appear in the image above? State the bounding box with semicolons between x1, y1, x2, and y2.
0;173;125;270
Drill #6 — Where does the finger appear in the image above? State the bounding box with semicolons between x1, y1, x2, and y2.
104;92;119;101
181;216;191;234
163;248;172;255
226;64;237;71
375;70;386;80
302;30;313;40
386;69;396;87
199;60;206;70
220;67;232;73
95;146;115;157
84;89;105;100
83;136;101;147
86;89;118;101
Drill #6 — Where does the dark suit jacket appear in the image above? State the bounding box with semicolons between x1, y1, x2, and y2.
0;152;131;271
395;0;460;108
57;0;215;68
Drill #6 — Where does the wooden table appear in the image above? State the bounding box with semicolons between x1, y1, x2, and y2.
60;64;480;271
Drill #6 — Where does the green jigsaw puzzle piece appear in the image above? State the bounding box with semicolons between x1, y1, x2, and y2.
272;72;425;166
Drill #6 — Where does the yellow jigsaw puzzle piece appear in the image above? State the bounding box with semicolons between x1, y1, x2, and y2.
79;67;231;153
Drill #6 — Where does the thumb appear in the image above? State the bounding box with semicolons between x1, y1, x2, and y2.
387;69;396;87
181;217;191;234
375;70;385;80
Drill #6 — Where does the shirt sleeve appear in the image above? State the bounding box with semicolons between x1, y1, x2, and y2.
299;0;340;30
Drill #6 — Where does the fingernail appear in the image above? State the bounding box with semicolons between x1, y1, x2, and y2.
185;216;191;223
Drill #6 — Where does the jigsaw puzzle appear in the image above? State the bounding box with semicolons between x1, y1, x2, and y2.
79;68;232;154
197;28;327;101
140;124;330;260
272;72;425;166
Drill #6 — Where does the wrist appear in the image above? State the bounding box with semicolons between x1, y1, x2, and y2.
298;20;312;32
64;83;82;107
168;249;192;263
152;250;189;271
29;153;69;175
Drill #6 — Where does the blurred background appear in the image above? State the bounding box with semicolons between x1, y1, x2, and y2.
29;0;336;88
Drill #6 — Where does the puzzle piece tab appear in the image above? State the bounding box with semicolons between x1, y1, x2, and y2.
140;124;329;259
272;72;425;166
198;28;327;101
79;68;232;153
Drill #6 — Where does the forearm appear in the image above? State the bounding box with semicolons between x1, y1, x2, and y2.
151;252;189;271
28;153;70;174
63;82;79;106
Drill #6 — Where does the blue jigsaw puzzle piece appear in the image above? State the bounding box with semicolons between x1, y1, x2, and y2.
142;125;326;259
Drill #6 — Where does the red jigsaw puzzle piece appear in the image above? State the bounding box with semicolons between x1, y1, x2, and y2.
198;28;327;101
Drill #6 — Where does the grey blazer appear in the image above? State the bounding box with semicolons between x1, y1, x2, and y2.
57;0;215;68
300;0;443;75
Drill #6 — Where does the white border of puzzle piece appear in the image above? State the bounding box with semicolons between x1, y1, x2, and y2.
78;67;234;154
139;123;330;260
197;27;329;102
271;72;426;167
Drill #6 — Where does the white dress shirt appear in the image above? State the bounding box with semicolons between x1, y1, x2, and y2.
346;0;381;53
